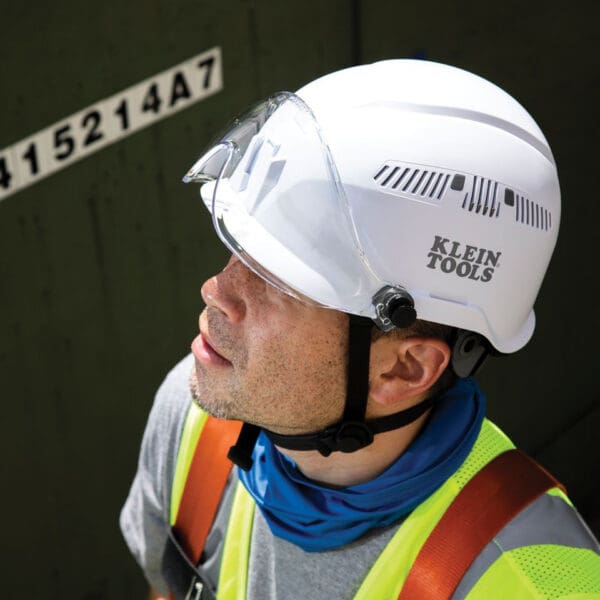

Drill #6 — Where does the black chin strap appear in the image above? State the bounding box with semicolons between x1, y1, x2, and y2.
227;423;261;470
339;314;373;423
262;315;374;456
226;304;495;469
264;315;377;455
228;314;438;469
264;394;436;456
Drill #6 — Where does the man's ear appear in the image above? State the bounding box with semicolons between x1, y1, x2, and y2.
369;336;451;407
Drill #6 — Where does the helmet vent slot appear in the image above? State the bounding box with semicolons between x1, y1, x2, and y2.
392;167;412;189
374;163;450;200
461;176;500;218
380;166;400;186
402;169;420;191
428;173;449;199
514;192;552;230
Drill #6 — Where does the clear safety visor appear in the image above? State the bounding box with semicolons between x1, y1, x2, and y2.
183;92;381;317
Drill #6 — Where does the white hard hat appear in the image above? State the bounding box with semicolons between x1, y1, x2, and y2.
184;60;560;354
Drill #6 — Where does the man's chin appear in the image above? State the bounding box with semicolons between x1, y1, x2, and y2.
188;367;236;420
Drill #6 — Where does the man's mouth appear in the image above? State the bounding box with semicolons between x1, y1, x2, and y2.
191;333;232;367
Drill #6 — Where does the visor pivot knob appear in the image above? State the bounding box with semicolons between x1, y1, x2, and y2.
373;286;417;331
389;296;417;328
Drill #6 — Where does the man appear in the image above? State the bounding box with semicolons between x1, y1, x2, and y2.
121;60;600;599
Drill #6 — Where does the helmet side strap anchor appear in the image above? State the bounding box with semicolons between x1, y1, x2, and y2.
450;330;490;378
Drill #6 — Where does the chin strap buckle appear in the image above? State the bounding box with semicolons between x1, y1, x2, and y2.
314;421;375;457
264;420;375;456
334;421;375;453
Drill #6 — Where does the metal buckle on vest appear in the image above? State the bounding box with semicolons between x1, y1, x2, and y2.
163;528;218;600
185;576;205;600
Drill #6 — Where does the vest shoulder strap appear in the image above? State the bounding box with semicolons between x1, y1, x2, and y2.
398;447;565;599
171;405;242;564
354;419;563;599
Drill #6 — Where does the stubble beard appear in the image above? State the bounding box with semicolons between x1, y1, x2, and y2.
188;365;238;420
189;306;249;420
187;318;348;433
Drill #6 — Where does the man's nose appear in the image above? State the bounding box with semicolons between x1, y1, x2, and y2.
200;256;252;323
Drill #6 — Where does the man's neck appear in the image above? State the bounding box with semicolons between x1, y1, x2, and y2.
277;409;431;488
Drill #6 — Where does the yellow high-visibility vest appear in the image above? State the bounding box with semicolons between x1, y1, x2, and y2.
170;403;600;599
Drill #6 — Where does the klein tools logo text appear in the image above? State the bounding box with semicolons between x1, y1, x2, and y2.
426;235;501;282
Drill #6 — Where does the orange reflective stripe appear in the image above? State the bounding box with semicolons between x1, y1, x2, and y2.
398;449;565;600
172;415;243;564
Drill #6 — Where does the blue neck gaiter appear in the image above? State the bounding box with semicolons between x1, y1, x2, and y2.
238;377;486;552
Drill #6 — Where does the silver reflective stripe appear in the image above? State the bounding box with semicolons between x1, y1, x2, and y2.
452;492;600;599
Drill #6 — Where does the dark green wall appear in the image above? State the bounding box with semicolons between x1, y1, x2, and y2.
0;1;597;597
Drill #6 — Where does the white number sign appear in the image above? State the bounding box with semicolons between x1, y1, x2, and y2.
0;46;223;201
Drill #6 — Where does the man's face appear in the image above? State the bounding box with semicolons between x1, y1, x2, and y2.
190;255;349;435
